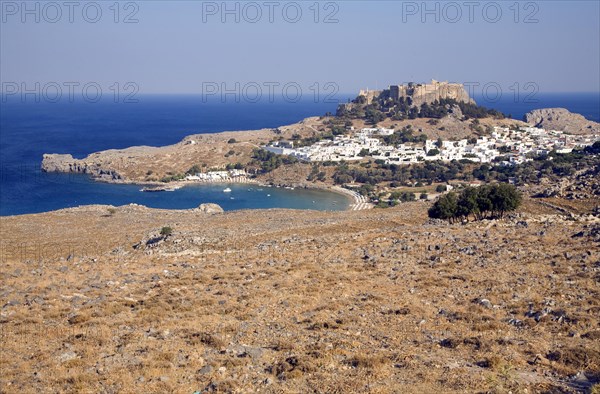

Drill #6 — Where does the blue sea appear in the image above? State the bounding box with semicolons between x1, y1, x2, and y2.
1;93;598;216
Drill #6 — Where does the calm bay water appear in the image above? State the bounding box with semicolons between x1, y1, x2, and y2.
1;93;598;216
0;96;353;216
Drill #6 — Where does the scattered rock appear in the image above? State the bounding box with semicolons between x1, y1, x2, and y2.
440;338;460;349
199;365;213;375
197;203;224;214
507;318;524;327
58;351;78;363
477;298;493;309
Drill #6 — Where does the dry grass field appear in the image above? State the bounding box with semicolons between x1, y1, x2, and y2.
1;198;599;393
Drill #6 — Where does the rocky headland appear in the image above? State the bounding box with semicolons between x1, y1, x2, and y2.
525;108;600;135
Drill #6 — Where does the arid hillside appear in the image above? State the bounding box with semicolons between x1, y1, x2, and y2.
1;198;599;393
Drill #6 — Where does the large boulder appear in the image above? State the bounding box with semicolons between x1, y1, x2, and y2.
197;203;224;214
524;108;599;135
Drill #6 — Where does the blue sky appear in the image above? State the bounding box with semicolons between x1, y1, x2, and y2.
1;1;599;94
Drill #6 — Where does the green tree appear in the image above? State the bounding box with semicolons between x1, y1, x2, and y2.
186;164;202;175
333;173;353;185
456;187;479;221
488;183;522;218
428;192;458;223
475;185;493;220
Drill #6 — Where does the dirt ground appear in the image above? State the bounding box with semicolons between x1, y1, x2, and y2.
1;197;599;393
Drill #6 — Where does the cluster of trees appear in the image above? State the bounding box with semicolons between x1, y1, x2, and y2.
307;164;327;182
428;184;522;222
376;191;417;208
186;162;243;174
584;141;600;155
337;95;505;124
381;126;427;145
333;160;466;186
390;191;417;202
443;99;505;120
225;162;244;170
160;172;186;183
250;149;298;173
186;164;203;175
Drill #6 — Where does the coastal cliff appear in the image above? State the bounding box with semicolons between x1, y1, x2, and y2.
41;154;123;181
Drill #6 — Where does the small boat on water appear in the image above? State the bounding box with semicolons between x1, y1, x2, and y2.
223;188;232;193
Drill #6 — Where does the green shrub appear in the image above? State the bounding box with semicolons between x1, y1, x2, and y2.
428;184;521;223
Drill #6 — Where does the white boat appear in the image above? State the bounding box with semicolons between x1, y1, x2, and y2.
223;188;232;193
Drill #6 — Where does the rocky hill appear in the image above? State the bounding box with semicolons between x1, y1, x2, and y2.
40;119;330;184
355;80;474;107
1;198;599;393
337;80;504;123
525;108;600;135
